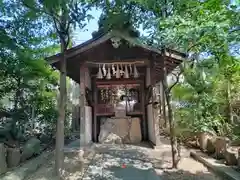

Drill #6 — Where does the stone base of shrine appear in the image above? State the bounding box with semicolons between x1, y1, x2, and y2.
98;117;142;144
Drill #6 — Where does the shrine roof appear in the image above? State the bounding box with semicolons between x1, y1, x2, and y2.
47;30;186;63
46;30;187;83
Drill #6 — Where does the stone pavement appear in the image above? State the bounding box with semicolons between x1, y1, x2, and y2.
25;138;221;180
87;143;221;180
82;144;159;180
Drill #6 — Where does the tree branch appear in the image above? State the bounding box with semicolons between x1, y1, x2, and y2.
165;48;185;93
167;69;183;93
21;1;40;13
52;17;61;36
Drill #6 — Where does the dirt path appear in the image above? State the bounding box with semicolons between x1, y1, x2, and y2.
93;143;221;180
25;139;221;180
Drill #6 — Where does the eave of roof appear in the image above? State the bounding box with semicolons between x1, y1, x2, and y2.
46;30;187;64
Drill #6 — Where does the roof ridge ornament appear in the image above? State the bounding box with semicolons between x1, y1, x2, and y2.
111;37;121;48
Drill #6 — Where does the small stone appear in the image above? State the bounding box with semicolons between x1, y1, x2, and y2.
213;137;230;160
21;137;41;162
198;132;212;152
7;148;21;168
225;148;238;166
103;133;122;144
206;138;216;154
0;143;7;175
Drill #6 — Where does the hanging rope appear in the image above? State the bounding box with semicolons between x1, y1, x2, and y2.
86;60;145;65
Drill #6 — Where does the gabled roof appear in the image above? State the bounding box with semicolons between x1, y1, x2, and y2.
47;30;186;64
46;30;187;83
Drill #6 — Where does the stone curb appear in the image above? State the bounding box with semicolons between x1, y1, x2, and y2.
0;150;53;180
190;151;240;180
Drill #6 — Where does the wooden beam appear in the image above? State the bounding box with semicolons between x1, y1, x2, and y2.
155;57;182;64
86;59;148;66
96;79;143;85
165;51;185;61
47;33;112;64
155;65;176;71
165;58;182;64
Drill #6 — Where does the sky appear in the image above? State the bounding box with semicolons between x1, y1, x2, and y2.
73;8;102;45
72;3;239;57
72;7;148;45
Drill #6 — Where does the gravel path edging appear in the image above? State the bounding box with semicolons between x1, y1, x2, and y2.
190;151;240;180
1;150;53;180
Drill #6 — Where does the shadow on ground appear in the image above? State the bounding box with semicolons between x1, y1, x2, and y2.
25;150;94;180
82;152;160;180
23;143;222;180
93;143;174;169
156;169;222;180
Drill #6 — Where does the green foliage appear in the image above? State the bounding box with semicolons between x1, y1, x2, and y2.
0;0;60;141
91;0;153;38
173;55;240;137
130;0;240;139
0;0;93;144
22;0;92;49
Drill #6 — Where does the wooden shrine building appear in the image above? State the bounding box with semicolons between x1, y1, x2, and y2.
47;31;186;148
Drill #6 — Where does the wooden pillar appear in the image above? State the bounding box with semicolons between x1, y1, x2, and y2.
141;81;147;141
146;65;154;144
150;57;162;147
80;64;87;145
79;64;93;145
93;77;97;142
159;56;167;127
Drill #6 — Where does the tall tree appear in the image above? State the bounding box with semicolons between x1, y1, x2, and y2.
22;0;91;177
0;0;59;142
130;0;239;168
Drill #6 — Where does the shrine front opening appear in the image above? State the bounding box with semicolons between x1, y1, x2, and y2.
94;69;147;144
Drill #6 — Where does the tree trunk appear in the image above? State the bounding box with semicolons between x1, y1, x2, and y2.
226;80;233;124
55;40;67;178
165;91;178;168
14;77;21;110
162;65;179;169
160;83;167;128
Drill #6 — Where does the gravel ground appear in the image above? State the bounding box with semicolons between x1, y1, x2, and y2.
93;143;221;180
25;149;95;180
25;140;222;180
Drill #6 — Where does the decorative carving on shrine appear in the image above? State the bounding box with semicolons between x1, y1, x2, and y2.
110;37;122;48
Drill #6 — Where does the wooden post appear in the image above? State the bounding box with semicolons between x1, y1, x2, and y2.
150;56;161;147
159;59;167;127
141;80;147;141
93;77;97;142
80;64;86;145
